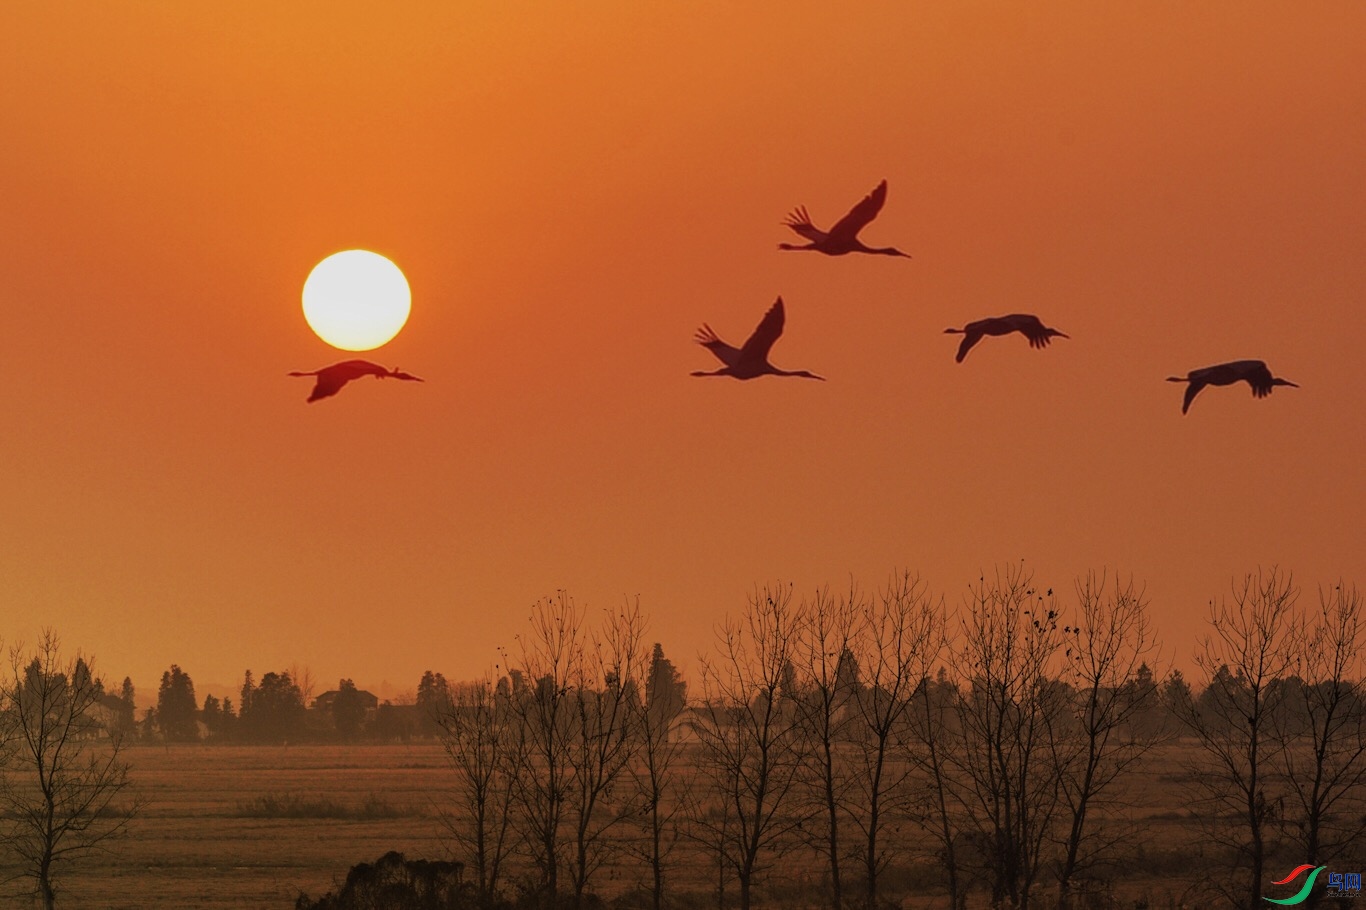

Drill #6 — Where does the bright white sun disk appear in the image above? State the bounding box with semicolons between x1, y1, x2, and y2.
302;250;411;351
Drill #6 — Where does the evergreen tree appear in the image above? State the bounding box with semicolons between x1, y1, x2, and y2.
416;670;451;736
202;694;222;737
332;678;367;740
644;643;686;722
219;695;237;739
157;664;199;742
118;676;137;736
240;670;255;719
834;646;862;695
243;671;305;743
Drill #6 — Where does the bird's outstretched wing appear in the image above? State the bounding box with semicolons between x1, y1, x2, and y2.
1017;318;1054;349
1182;379;1206;415
955;331;984;363
826;180;888;243
306;370;350;402
390;369;425;382
782;206;827;243
695;324;742;367
739;298;785;364
1243;361;1274;397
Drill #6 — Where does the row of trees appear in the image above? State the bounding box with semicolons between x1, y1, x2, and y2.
133;658;683;746
439;568;1366;910
145;666;319;744
1;566;1359;909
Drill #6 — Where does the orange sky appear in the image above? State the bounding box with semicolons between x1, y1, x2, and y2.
3;3;1363;701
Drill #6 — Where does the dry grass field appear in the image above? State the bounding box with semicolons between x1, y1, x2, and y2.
3;744;451;910
0;740;1229;910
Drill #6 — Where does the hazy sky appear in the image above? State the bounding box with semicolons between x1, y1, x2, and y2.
3;3;1363;700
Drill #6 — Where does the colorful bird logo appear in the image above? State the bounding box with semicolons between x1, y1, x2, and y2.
1264;865;1326;905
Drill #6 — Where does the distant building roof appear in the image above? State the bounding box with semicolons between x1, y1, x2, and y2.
313;689;380;711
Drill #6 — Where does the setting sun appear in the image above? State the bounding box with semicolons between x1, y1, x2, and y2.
301;250;411;351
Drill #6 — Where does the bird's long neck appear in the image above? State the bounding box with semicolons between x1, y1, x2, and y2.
854;241;910;258
944;327;965;334
690;368;731;378
1165;376;1188;383
777;243;816;252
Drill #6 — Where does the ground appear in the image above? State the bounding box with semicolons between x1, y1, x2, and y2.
0;741;1238;910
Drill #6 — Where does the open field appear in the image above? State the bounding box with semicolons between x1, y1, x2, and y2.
0;740;1257;910
2;744;451;910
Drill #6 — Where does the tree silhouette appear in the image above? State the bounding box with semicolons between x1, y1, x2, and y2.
1053;571;1164;910
691;584;809;910
1180;568;1300;909
952;566;1069;910
644;643;686;724
0;631;136;910
332;679;367;742
1271;581;1366;906
241;670;306;743
156;664;198;742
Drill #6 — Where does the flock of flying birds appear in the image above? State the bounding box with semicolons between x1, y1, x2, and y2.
289;180;1297;414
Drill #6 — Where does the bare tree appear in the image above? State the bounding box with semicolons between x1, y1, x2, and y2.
507;592;584;907
288;662;317;713
0;631;136;910
1052;571;1164;910
792;583;859;910
692;584;810;910
563;599;645;910
1181;568;1300;910
629;643;686;910
906;663;966;910
953;565;1069;910
440;671;516;905
1272;580;1366;906
846;572;944;910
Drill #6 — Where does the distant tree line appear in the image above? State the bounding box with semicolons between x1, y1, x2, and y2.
3;565;1361;910
432;568;1365;910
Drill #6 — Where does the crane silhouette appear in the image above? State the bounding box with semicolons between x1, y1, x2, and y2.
1166;359;1298;414
691;297;825;381
778;180;910;258
943;314;1069;363
288;360;424;403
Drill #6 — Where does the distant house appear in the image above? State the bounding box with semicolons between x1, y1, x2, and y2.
85;693;127;739
667;705;746;745
313;689;380;715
